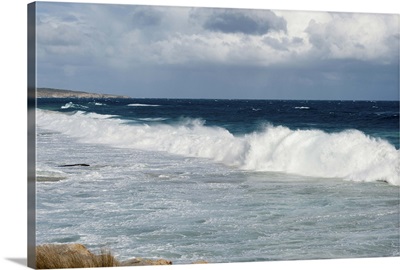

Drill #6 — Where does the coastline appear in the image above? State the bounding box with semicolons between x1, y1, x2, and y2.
36;88;130;99
35;243;207;268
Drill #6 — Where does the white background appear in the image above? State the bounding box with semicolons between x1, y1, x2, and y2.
0;1;399;270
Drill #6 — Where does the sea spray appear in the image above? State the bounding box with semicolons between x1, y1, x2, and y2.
242;126;399;184
37;109;399;185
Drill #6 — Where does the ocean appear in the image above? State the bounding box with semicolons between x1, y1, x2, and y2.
36;98;399;263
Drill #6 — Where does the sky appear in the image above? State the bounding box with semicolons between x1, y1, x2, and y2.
35;1;399;100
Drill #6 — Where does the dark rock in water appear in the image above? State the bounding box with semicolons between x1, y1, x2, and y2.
59;164;90;167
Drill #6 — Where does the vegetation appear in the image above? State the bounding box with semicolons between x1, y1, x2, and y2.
35;243;203;268
36;244;120;269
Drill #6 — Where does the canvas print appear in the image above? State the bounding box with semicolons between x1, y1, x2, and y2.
28;1;399;269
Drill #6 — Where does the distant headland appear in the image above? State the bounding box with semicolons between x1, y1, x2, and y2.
36;88;131;99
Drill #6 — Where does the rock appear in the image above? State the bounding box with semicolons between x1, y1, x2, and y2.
121;257;172;266
192;260;208;264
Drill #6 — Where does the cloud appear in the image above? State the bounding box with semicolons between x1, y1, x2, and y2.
201;9;287;35
130;6;162;28
35;3;399;100
36;4;101;60
37;3;399;69
262;36;304;52
305;13;399;63
37;16;82;47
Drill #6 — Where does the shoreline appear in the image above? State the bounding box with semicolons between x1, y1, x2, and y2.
35;243;208;268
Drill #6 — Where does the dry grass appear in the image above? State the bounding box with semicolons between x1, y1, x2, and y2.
36;244;120;269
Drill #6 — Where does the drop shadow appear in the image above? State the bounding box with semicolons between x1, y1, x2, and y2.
5;258;27;267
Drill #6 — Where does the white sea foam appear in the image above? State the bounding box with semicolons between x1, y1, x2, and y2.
85;112;117;119
36;166;66;178
294;106;310;109
138;117;168;121
61;102;89;109
88;102;106;106
37;109;400;185
127;103;160;107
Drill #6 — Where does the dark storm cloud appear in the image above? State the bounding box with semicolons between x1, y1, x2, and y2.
104;59;398;100
38;57;398;101
202;10;286;35
263;37;288;51
131;6;162;28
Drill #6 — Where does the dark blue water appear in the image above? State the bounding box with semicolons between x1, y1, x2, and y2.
38;98;399;148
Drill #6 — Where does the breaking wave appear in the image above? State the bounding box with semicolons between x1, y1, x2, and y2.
37;109;399;186
61;102;89;109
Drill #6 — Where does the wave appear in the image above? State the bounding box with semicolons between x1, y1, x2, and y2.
72;110;118;119
61;102;89;109
127;103;160;107
294;106;310;110
137;117;168;121
92;102;105;106
36;164;68;182
37;109;400;186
